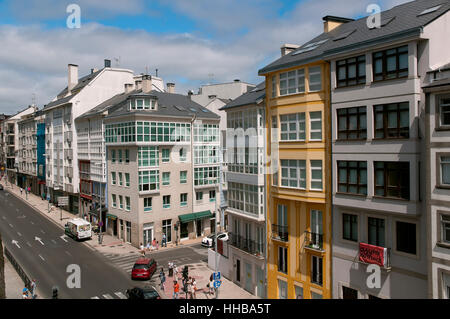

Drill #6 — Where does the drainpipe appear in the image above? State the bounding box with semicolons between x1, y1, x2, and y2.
190;114;197;241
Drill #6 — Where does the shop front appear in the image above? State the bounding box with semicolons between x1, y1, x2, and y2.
178;210;214;240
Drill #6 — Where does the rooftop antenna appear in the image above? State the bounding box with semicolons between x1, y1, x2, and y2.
114;56;121;67
155;69;158;77
31;93;36;107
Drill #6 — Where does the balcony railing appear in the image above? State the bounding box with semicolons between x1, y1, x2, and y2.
272;224;288;242
229;232;264;258
304;231;324;251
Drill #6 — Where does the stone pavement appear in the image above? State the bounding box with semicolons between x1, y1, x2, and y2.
4;253;23;299
1;180;258;299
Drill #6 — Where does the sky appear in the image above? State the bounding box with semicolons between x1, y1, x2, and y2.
0;0;412;114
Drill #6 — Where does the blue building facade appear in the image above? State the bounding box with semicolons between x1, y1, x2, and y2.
36;122;46;197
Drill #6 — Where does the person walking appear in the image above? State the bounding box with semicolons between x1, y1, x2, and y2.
146;241;151;253
173;280;180;299
187;276;193;299
209;274;214;296
152;238;157;251
22;288;30;299
159;268;166;292
192;278;197;299
20;188;23;196
30;279;37;299
168;262;173;277
156;240;159;250
139;243;145;256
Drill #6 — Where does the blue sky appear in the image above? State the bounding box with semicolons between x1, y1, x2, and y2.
0;0;410;114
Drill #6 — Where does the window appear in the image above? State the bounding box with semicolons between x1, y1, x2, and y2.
209;190;216;202
294;286;303;299
308;66;322;92
441;214;450;244
278;246;288;274
338;161;367;195
374;102;409;139
311;256;323;285
196;191;203;202
396;221;416;255
118;149;122;163
119;195;123;210
179;148;187;162
278;280;287;299
280;113;305;141
368;217;385;247
281;160;306;189
194;166;219;186
343;214;358;242
311;292;323;299
438;95;450;128
337;107;367;140
342;286;358;299
138;170;160;192
309;111;322;140
337;55;366;87
125;173;130;187
118;172;123;186
180;193;188;207
227;182;259;215
125;149;130;163
163;195;171;209
125;196;130;211
310;210;323;248
272;75;277;98
162;219;172;242
310;160;323;190
279;69;305;96
138;146;158;167
374;161;410;199
162;148;170;163
162;172;170;186
373;45;408;81
440;156;450;186
111;150;116;163
111;194;117;208
144;197;152;212
180;171;187;184
111;172;116;185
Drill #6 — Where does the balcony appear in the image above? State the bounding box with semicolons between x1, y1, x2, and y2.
271;224;288;242
65;183;74;193
64;166;73;178
64;149;73;160
64;131;73;142
229;232;264;259
358;242;391;270
304;231;324;252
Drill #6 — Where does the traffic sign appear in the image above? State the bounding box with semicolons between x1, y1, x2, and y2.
58;196;69;207
213;272;221;281
213;280;221;288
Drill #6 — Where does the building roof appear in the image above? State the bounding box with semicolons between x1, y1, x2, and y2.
43;69;103;111
85;89;221;121
422;77;450;89
259;0;450;75
428;62;450;73
220;81;265;110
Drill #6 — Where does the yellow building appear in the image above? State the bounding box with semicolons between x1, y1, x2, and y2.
258;16;349;298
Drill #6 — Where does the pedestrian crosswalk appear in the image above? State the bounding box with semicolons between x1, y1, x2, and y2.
101;252;142;275
90;291;128;299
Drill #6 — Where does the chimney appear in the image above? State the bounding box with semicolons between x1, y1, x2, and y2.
104;59;111;68
135;80;142;90
91;68;98;74
124;83;134;93
234;79;240;83
188;90;194;99
280;44;299;56
142;75;152;93
322;15;354;33
68;64;79;94
167;83;175;94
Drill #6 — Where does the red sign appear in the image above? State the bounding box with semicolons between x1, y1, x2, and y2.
359;243;386;267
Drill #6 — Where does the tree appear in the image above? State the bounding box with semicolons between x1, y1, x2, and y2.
0;233;5;299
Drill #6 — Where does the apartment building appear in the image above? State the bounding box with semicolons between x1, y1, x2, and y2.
220;82;266;298
1;106;37;186
423;63;450;298
259;21;336;298
17;110;45;196
103;76;220;248
0;114;10;176
75;74;165;229
42;60;134;214
327;0;450;299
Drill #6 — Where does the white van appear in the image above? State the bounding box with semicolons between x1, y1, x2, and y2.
65;218;92;241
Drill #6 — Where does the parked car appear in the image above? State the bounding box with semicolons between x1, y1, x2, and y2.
201;232;228;248
126;286;160;299
131;258;157;280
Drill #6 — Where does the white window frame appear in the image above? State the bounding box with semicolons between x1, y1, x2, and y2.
308;66;322;92
309;111;322;141
441;156;450;186
144;197;152;212
310;160;323;191
280;113;306;141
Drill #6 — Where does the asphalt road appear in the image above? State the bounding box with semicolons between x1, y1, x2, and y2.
0;189;137;299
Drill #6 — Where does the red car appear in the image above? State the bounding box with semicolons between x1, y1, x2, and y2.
131;258;157;280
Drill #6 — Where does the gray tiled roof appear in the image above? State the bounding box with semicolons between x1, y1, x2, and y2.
220;81;265;110
87;89;221;121
422;77;450;89
259;0;450;75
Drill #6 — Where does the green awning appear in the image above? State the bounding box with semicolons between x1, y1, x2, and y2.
106;214;117;220
178;210;213;223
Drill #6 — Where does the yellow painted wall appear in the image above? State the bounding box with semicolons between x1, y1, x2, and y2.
265;61;332;299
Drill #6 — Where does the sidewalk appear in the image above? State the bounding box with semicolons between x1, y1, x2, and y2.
4;254;23;299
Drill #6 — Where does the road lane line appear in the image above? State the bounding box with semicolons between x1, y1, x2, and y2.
26;242;32;247
17;232;22;237
115;292;127;299
91;296;100;299
65;251;72;256
38;254;45;261
30;221;34;225
40;229;45;234
51;239;57;245
103;294;113;299
9;223;13;228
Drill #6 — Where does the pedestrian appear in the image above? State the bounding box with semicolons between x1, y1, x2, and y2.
30;279;37;299
20;188;23;196
22;288;29;299
192;278;197;299
146;241;151;252
168;262;173;277
173;280;180;299
152;238;156;251
162;233;167;247
139;243;145;256
156;240;159;250
187;276;193;299
159;267;166;292
209;274;214;295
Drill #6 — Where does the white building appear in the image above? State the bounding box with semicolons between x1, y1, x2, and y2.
43;60;134;213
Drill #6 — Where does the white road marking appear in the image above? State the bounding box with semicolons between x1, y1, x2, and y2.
17;232;22;237
38;254;45;261
51;239;57;244
60;235;68;242
26;242;32;248
40;229;45;234
35;237;44;246
11;240;21;249
91;296;100;299
115;292;127;299
1;216;5;220
65;251;72;256
30;221;34;225
103;294;113;299
9;223;13;228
